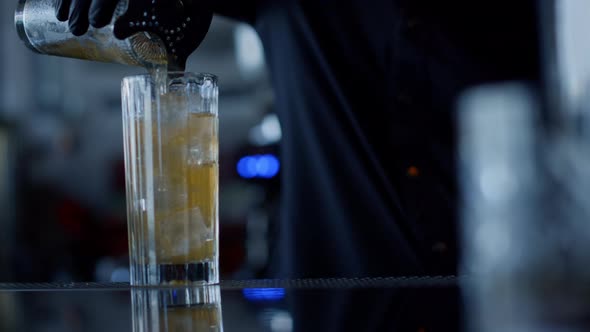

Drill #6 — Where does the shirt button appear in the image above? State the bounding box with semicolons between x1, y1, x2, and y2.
406;18;422;30
403;16;424;35
402;16;427;44
396;91;414;106
432;242;448;254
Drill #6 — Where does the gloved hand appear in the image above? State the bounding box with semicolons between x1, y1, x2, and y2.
54;0;214;69
55;0;120;36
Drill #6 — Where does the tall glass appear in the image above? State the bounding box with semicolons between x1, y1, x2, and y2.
122;72;219;286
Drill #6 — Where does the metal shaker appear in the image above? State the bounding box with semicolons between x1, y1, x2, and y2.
15;0;213;70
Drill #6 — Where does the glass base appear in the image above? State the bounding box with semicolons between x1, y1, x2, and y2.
131;261;219;286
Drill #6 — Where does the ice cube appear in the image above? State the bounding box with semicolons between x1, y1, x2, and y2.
157;207;213;260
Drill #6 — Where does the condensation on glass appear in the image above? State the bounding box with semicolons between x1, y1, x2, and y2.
132;286;223;332
122;72;219;286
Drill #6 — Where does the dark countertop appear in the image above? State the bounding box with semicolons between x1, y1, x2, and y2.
0;277;461;331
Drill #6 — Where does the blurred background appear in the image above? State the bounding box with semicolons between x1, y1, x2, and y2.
0;3;280;283
4;1;590;331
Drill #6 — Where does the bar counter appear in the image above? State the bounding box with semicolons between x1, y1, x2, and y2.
0;277;460;331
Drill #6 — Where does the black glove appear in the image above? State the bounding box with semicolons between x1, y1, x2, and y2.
55;0;120;36
55;0;214;68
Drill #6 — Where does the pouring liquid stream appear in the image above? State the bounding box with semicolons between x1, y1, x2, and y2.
149;64;169;95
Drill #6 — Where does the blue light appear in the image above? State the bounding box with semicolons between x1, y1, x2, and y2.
237;156;257;178
258;154;280;178
237;154;280;179
246;157;258;176
257;156;272;175
243;288;286;302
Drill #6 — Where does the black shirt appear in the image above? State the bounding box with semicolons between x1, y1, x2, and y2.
214;0;540;277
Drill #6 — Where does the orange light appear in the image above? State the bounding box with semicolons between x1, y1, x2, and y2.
407;166;420;177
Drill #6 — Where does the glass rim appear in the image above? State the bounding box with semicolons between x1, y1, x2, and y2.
122;72;218;83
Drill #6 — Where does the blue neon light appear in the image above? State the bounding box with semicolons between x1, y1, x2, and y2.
237;154;280;179
242;288;286;301
237;157;256;179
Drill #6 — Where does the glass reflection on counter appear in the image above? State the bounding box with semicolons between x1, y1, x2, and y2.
131;286;223;332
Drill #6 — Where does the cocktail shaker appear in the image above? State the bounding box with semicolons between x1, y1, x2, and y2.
15;0;213;70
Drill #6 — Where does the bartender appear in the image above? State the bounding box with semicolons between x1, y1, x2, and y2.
55;0;541;277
